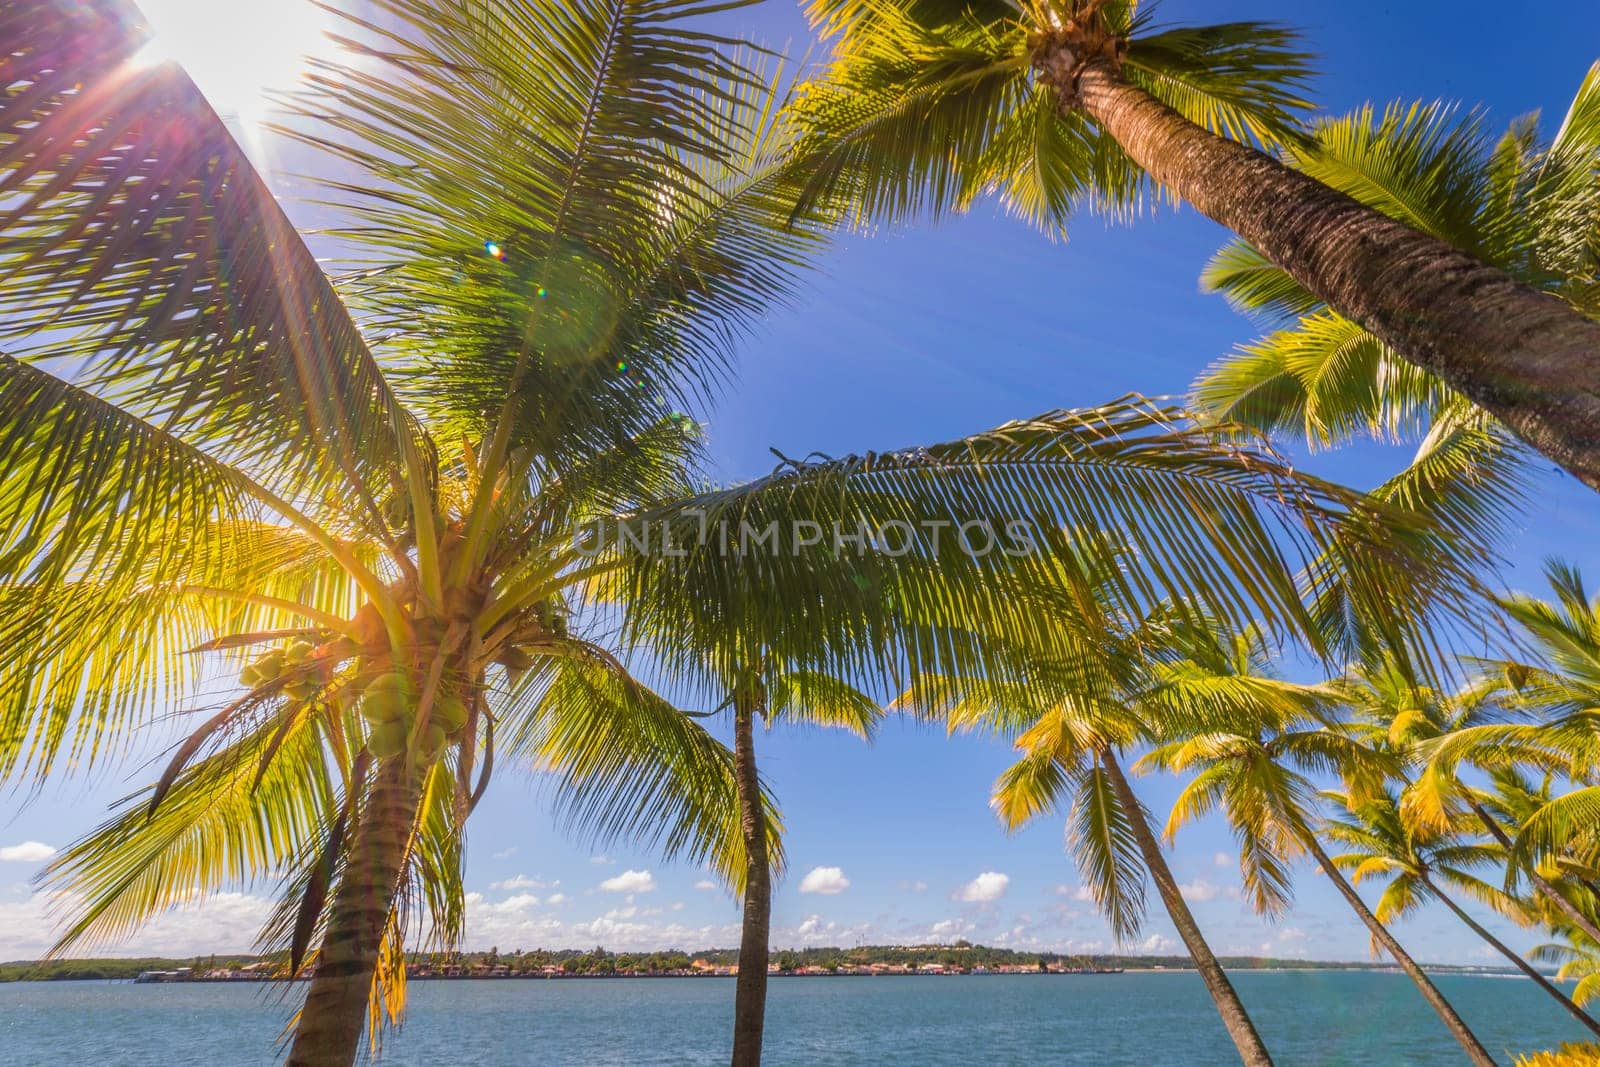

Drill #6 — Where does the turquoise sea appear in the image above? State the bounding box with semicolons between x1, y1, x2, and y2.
0;971;1590;1064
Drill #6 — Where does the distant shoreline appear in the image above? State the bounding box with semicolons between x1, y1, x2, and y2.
2;957;1532;985
3;942;1537;985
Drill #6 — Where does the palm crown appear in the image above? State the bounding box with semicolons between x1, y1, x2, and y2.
790;0;1314;232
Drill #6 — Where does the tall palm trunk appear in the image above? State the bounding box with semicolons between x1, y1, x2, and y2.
731;693;771;1067
1295;829;1497;1066
1420;875;1600;1039
1067;59;1600;492
1099;747;1274;1066
1468;799;1600;947
287;760;420;1067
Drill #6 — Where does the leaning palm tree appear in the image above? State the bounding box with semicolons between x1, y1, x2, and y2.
1416;563;1600;940
1141;650;1498;1067
1341;653;1600;950
1532;929;1600;1010
1192;69;1600;498
793;2;1600;489
914;587;1342;1066
1323;787;1600;1039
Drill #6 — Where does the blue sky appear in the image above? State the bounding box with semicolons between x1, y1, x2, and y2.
2;0;1599;966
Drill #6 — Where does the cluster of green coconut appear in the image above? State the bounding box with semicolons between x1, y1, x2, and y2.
238;639;322;701
357;671;469;764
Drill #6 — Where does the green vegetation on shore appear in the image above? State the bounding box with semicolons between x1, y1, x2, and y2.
0;943;1523;983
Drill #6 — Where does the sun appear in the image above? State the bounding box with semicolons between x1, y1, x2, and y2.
134;0;342;125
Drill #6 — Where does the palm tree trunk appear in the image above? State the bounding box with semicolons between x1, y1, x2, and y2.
1468;800;1600;947
1421;875;1600;1039
1098;747;1274;1066
731;693;771;1067
287;760;419;1067
1069;59;1600;492
1296;829;1497;1066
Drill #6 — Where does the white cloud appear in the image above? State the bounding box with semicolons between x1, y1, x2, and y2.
0;889;272;958
929;917;976;940
1054;883;1096;903
490;875;551;892
797;866;851;896
498;893;541;910
598;869;655;894
590;854;616;866
1140;934;1178;953
545;893;567;906
1213;851;1231;868
956;872;1009;903
899;880;928;893
0;841;55;863
693;879;719;892
1179;879;1221;903
492;846;519;860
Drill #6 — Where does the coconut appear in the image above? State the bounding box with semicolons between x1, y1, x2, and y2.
366;720;408;760
285;678;320;702
285;639;315;663
359;686;408;724
433;695;469;733
254;651;286;682
418;723;448;765
239;663;263;688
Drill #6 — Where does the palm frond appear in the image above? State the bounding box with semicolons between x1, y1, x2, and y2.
499;653;783;891
40;702;337;954
610;397;1486;691
1069;761;1146;943
768;671;883;738
1122;22;1312;151
1;1;427;528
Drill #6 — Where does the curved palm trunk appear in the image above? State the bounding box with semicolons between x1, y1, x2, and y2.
1468;800;1600;948
1070;60;1600;492
731;694;771;1067
287;760;420;1067
1421;875;1600;1039
1099;748;1274;1066
1295;829;1497;1066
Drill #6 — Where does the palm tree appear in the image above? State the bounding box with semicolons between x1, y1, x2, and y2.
1340;655;1600;951
603;559;885;1066
1192;70;1600;496
1414;564;1600;945
1141;656;1499;1067
915;595;1343;1066
0;3;1506;1063
6;2;828;1060
793;2;1600;489
1532;930;1600;1010
717;664;880;1065
1322;787;1600;1039
604;402;1453;1066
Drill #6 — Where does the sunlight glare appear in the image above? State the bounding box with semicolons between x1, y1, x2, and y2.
133;0;341;124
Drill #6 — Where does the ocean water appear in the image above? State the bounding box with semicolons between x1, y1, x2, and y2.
0;971;1590;1065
